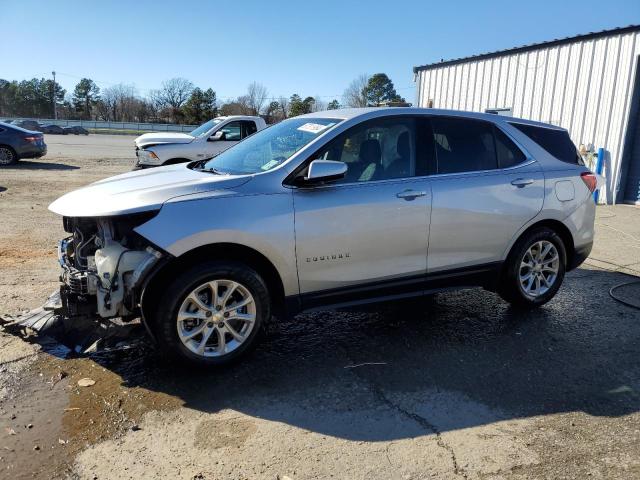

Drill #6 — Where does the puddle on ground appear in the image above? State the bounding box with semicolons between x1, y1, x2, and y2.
0;360;72;479
0;312;184;478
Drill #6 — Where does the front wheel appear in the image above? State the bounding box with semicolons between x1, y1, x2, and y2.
154;261;270;366
499;227;566;308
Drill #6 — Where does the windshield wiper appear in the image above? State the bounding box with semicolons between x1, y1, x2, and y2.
202;167;229;175
189;159;228;175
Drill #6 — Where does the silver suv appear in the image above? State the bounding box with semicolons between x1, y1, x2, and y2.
49;108;597;366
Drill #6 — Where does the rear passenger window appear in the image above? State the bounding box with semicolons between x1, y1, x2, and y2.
431;118;497;174
243;121;257;138
494;127;526;168
510;122;582;165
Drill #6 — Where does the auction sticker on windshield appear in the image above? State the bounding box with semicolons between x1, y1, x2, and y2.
261;159;281;170
297;122;335;134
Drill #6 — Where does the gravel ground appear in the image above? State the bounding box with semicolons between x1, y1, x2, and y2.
0;134;639;479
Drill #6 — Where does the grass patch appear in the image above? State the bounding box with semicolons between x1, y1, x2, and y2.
87;128;145;136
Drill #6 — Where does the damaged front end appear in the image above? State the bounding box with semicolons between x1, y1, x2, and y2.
57;212;164;325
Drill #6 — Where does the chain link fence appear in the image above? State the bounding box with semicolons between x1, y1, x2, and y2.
2;117;198;133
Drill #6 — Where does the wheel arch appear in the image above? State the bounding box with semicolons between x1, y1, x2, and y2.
506;219;575;269
141;242;287;324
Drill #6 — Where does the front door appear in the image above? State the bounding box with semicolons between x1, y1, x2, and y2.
205;121;243;158
292;117;432;305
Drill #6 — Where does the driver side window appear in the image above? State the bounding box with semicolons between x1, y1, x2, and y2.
219;122;242;141
314;117;415;184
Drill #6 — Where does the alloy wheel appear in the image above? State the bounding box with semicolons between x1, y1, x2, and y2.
0;147;15;165
519;240;560;298
176;279;257;358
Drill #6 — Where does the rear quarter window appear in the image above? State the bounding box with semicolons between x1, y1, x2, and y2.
510;122;583;165
494;127;526;168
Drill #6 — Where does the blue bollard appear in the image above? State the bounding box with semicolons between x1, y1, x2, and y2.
593;148;605;203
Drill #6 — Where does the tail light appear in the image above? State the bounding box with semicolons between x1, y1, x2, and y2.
24;136;41;143
580;172;597;193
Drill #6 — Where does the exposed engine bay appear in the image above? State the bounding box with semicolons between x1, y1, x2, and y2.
58;212;163;321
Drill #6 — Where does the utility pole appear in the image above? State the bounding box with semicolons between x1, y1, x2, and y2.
52;71;57;120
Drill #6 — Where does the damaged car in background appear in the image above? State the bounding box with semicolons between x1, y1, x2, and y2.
43;107;597;367
133;115;266;169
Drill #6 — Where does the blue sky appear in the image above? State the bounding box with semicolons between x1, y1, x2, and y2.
2;0;638;104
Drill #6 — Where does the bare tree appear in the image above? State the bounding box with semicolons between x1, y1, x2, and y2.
277;96;289;119
133;98;156;123
95;98;112;121
220;96;253;116
99;83;137;121
343;74;369;108
312;95;326;112
246;82;268;115
97;86;117;121
152;77;194;122
236;95;254;114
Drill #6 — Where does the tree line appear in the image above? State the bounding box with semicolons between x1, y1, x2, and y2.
0;73;407;125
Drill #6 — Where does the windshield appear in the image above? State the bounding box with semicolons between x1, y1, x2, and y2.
199;117;340;175
190;118;225;137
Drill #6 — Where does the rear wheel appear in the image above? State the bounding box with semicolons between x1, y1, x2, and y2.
499;227;566;308
154;261;270;366
0;146;17;166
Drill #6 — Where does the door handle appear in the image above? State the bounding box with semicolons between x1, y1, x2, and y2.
396;190;427;200
511;178;534;188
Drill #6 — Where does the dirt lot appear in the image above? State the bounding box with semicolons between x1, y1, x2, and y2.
1;134;639;479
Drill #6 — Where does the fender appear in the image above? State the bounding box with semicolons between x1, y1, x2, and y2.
134;191;299;296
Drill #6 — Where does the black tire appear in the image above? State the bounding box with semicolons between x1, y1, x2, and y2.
0;145;17;166
499;227;567;308
153;260;270;367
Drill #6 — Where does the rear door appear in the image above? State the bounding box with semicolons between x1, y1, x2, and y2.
242;120;258;138
425;116;544;272
292;116;432;303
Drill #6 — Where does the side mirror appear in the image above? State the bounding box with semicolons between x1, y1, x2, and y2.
302;160;347;185
209;131;226;141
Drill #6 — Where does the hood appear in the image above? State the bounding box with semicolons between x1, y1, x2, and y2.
49;163;251;217
135;132;195;148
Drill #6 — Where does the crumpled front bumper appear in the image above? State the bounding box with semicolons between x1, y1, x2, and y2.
56;237;162;320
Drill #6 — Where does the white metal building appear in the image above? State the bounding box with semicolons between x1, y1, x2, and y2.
413;25;640;204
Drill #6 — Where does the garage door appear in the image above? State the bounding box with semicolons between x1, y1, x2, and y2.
623;107;640;204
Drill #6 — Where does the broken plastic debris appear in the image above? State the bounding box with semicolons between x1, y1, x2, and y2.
77;378;96;387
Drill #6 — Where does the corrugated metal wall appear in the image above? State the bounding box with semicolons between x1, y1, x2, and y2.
415;30;640;204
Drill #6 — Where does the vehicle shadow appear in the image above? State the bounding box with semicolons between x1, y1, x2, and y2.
56;267;640;440
9;160;79;170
